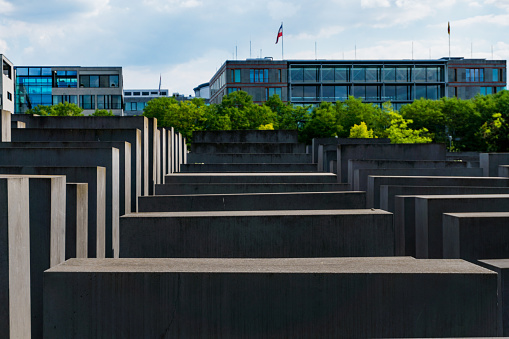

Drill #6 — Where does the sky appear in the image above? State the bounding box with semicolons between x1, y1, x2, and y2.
0;0;508;95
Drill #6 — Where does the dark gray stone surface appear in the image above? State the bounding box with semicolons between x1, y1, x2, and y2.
480;153;509;177
0;147;119;258
354;167;483;191
311;137;391;164
155;183;351;195
367;176;509;208
65;183;88;260
0;166;106;258
181;163;318;172
164;172;338;184
193;130;298;143
12;127;143;211
443;212;509;262
191;142;306;154
415;194;509;259
139;191;366;212
187;153;312;164
44;257;497;338
0;177;31;338
337;143;447;183
500;165;509;178
119;210;394;258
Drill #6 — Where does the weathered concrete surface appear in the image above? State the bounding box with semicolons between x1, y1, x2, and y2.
0;147;119;258
187;153;312;164
481;153;509;177
0;141;131;216
11;121;25;129
164;172;338;184
380;185;509;212
191;142;306;154
155;183;351;195
1;109;11;142
10;115;152;196
12;127;143;210
138;191;366;212
181;163;319;172
44;257;497;338
478;259;509;336
159;127;166;184
348;159;470;186
193;130;298;143
415;194;509;259
317;144;337;172
367;176;509;208
1;174;66;338
0;177;31;339
337;143;447;183
0;166;106;259
443;212;509;262
312;137;391;164
65;183;88;260
500;165;509;178
354;167;483;191
120;210;394;258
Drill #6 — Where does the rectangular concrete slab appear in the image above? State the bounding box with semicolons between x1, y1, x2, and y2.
180;163;318;172
415;194;509;259
65;183;88;260
0;147;119;258
187;153;312;164
367;176;509;208
481;153;509;177
191;142;306;154
155;183;351;195
165;172;338;184
138;191;366;212
44;257;497;338
337;143;447;183
0;177;31;339
1;110;11;142
312;137;391;163
193;130;299;143
0;166;106;259
478;259;509;336
443;212;509;262
119;209;394;258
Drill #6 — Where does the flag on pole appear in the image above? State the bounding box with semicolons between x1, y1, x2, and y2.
275;24;283;44
448;21;450;35
158;74;161;95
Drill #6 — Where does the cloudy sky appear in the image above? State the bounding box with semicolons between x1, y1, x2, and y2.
1;0;508;95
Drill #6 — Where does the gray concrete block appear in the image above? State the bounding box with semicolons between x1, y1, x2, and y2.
478;259;509;336
354;167;483;191
180;163;319;172
160;127;166;184
443;212;509;262
500;165;509;178
193;130;299;143
415;194;509;259
191;142;306;154
0;166;106;259
481;153;509;177
1;109;11;142
139;191;366;212
66;183;88;260
11;121;25;129
1;174;66;338
44;257;497;338
447;151;480;163
155;183;351;195
119;210;394;258
312;137;391;163
367;176;509;208
349;159;470;187
337;143;447;183
317;144;337;171
380;185;509;212
0;148;119;258
187;152;312;164
164;172;338;184
0;177;31;338
12;127;143;210
168;127;175;174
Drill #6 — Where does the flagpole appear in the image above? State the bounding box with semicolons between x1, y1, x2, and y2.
448;21;450;58
281;22;284;60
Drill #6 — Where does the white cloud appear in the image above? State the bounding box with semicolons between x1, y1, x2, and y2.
141;0;202;12
0;0;14;14
361;0;391;8
267;1;300;19
290;25;344;41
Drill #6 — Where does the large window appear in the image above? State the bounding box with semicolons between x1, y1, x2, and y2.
227;87;241;94
266;87;282;98
290;68;303;82
80;95;95;109
97;95;121;109
303;67;319;82
322;86;349;101
55;70;77;88
384;86;412;101
354;86;380;100
231;69;241;83
249;69;269;83
79;75;120;88
53;95;77;105
291;85;318;101
466;68;484;82
415;85;440;100
3;60;12;79
14;67;53;113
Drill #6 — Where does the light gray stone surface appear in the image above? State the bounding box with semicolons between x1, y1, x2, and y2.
44;257;497;338
65;183;88;259
119;209;394;258
0;109;11;142
0;177;31;339
138;191;366;212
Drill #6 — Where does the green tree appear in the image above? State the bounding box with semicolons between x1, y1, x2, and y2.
299;102;342;144
399;98;445;142
349;122;374;138
478;113;509;152
440;97;482;151
26;102;83;116
26;105;53;116
92;109;115;116
385;112;432;144
143;97;178;124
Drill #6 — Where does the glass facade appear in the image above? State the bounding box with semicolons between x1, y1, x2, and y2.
79;75;119;88
250;69;269;83
15;67;53;113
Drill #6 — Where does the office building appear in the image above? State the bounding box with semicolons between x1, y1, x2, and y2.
209;57;506;110
123;89;169;116
15;66;124;115
0;55;14;113
193;82;210;104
